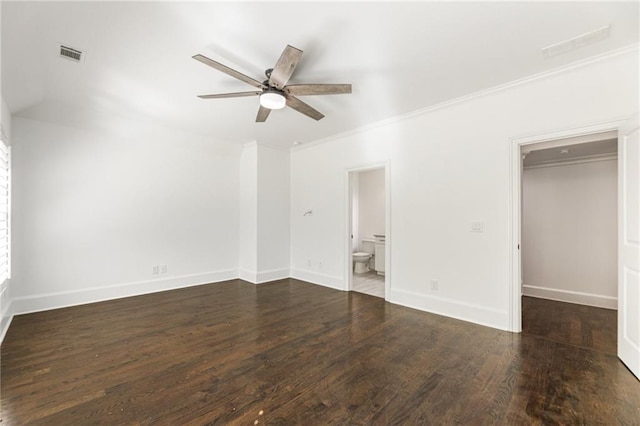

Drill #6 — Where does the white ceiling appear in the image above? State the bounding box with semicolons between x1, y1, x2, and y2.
2;1;638;149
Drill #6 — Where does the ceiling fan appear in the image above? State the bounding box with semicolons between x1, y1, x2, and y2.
193;45;352;122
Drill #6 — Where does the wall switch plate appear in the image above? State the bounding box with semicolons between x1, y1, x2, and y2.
152;266;159;274
160;265;167;274
431;279;439;291
471;222;484;233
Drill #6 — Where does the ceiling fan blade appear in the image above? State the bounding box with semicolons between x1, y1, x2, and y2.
284;84;352;96
269;45;303;90
198;91;261;99
256;105;271;122
286;95;324;121
193;54;265;89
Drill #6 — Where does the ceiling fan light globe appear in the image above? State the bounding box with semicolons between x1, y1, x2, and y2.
260;92;286;110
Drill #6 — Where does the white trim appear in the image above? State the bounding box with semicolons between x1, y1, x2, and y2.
523;284;617;310
509;118;629;333
389;288;509;331
10;269;238;316
238;268;257;283
384;164;391;300
7;146;11;280
239;268;290;284
511;119;628;147
293;44;639;152
345;170;354;292
0;299;14;344
521;131;617;153
290;268;344;291
523;153;617;170
0;281;13;343
256;268;290;284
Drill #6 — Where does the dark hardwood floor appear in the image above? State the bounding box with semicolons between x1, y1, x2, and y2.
522;295;618;355
1;280;638;425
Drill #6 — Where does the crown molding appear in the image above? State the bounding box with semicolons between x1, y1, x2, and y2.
524;153;617;170
293;43;639;152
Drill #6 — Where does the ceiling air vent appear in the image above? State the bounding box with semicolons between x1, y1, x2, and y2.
59;45;83;62
542;25;611;58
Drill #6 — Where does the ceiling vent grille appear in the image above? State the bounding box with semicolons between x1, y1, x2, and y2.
542;25;611;58
59;45;83;62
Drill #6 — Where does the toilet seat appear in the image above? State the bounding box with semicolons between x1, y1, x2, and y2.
353;252;371;258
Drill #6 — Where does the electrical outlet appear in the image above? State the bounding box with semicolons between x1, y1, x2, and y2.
471;222;484;233
160;265;167;274
430;279;439;291
152;266;159;275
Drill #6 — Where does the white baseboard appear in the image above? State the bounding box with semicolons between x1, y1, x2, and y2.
522;284;617;309
290;269;345;291
256;268;290;284
1;298;14;344
239;268;290;284
389;288;509;331
10;269;239;316
238;269;257;283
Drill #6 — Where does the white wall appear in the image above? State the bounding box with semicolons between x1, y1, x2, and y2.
522;159;617;308
238;143;290;283
290;49;639;330
238;142;258;281
357;168;385;247
256;145;290;282
11;116;242;313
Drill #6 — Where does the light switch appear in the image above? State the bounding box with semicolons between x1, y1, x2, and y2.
471;222;484;233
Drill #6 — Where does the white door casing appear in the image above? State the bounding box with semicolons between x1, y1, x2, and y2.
618;117;640;381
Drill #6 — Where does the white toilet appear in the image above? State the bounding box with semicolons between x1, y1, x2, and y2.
353;240;375;274
353;252;372;273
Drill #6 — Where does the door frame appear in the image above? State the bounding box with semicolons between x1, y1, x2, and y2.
509;118;627;332
345;161;391;299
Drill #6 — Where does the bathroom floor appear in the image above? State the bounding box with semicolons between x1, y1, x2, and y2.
352;270;385;298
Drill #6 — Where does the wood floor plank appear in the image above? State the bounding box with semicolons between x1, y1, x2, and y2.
1;281;638;424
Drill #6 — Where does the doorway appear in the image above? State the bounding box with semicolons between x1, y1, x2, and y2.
510;121;623;332
519;132;618;352
346;164;390;299
509;118;640;380
510;121;625;331
521;133;618;308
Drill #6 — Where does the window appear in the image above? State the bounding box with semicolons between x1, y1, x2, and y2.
0;137;9;284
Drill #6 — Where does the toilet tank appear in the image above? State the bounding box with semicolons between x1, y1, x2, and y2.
362;239;375;254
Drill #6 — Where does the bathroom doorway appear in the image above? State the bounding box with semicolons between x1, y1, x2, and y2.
347;164;389;299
